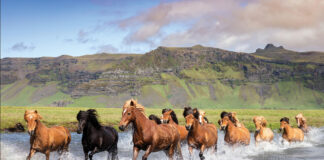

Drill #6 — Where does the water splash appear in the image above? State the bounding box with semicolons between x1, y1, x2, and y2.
1;127;323;160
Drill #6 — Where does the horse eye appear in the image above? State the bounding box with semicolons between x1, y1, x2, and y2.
127;112;131;115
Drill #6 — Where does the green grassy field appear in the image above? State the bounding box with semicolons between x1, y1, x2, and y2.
2;106;324;132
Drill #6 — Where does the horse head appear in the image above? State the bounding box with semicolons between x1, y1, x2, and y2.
279;117;290;132
24;110;42;136
198;110;206;124
185;114;196;131
161;109;172;124
295;113;306;128
119;99;145;131
253;116;267;133
220;115;232;130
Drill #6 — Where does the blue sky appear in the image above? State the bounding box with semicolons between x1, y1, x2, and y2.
2;0;324;58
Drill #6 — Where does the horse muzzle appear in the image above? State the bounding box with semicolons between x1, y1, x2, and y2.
185;125;191;131
220;126;226;130
28;130;35;136
119;125;125;131
255;129;260;133
76;129;82;134
279;128;282;132
162;120;169;124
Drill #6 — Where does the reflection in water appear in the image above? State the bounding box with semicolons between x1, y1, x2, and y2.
1;127;324;160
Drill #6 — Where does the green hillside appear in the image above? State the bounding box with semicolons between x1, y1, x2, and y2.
1;45;324;109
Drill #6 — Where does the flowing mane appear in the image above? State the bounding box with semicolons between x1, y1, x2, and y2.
149;114;161;124
77;109;102;129
170;110;179;124
123;99;146;115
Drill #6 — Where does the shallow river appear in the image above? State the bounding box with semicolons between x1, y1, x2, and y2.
1;127;324;160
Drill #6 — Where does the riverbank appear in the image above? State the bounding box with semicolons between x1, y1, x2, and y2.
1;106;324;132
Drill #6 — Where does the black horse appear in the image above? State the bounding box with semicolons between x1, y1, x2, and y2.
77;109;118;160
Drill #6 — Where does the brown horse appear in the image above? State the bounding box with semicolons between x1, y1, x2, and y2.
295;113;309;133
219;112;250;145
119;100;183;160
161;109;188;141
280;117;304;142
253;116;274;145
185;114;217;160
24;110;71;160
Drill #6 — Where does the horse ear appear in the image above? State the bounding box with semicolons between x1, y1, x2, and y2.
34;110;38;113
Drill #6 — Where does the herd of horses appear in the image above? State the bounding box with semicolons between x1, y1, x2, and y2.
23;99;309;160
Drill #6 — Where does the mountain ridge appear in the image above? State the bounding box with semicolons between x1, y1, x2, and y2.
1;44;324;109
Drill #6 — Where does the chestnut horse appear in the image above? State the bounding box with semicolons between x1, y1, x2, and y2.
119;100;183;160
219;111;250;145
24;110;71;160
295;113;309;133
280;117;304;142
253;116;274;145
161;109;188;141
185;114;217;160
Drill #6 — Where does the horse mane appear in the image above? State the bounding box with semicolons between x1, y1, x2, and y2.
169;110;179;124
149;114;161;124
220;111;229;118
193;108;199;119
183;107;193;118
77;109;102;129
123;99;146;115
162;108;171;114
280;117;290;124
296;113;306;123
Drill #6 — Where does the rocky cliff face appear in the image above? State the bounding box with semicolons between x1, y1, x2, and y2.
1;45;324;108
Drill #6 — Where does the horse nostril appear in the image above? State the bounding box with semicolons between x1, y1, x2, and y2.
255;129;260;133
119;126;125;131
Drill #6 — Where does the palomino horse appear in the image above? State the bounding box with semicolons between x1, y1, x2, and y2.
119;100;183;160
77;109;118;160
280;117;304;142
161;109;188;141
185;114;217;160
219;111;250;145
295;113;309;133
253;116;274;145
24;110;71;160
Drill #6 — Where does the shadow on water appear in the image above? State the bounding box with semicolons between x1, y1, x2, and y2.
1;127;324;160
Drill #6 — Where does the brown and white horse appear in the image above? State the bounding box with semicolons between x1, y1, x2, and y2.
24;110;71;160
280;117;304;142
119;100;183;160
253;116;274;145
295;113;309;133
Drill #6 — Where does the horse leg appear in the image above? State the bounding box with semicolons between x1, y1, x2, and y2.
83;147;89;160
45;150;50;160
199;145;205;160
89;147;98;160
26;148;36;160
132;146;140;160
176;141;183;160
188;146;193;160
142;145;153;160
108;143;118;160
167;144;175;160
